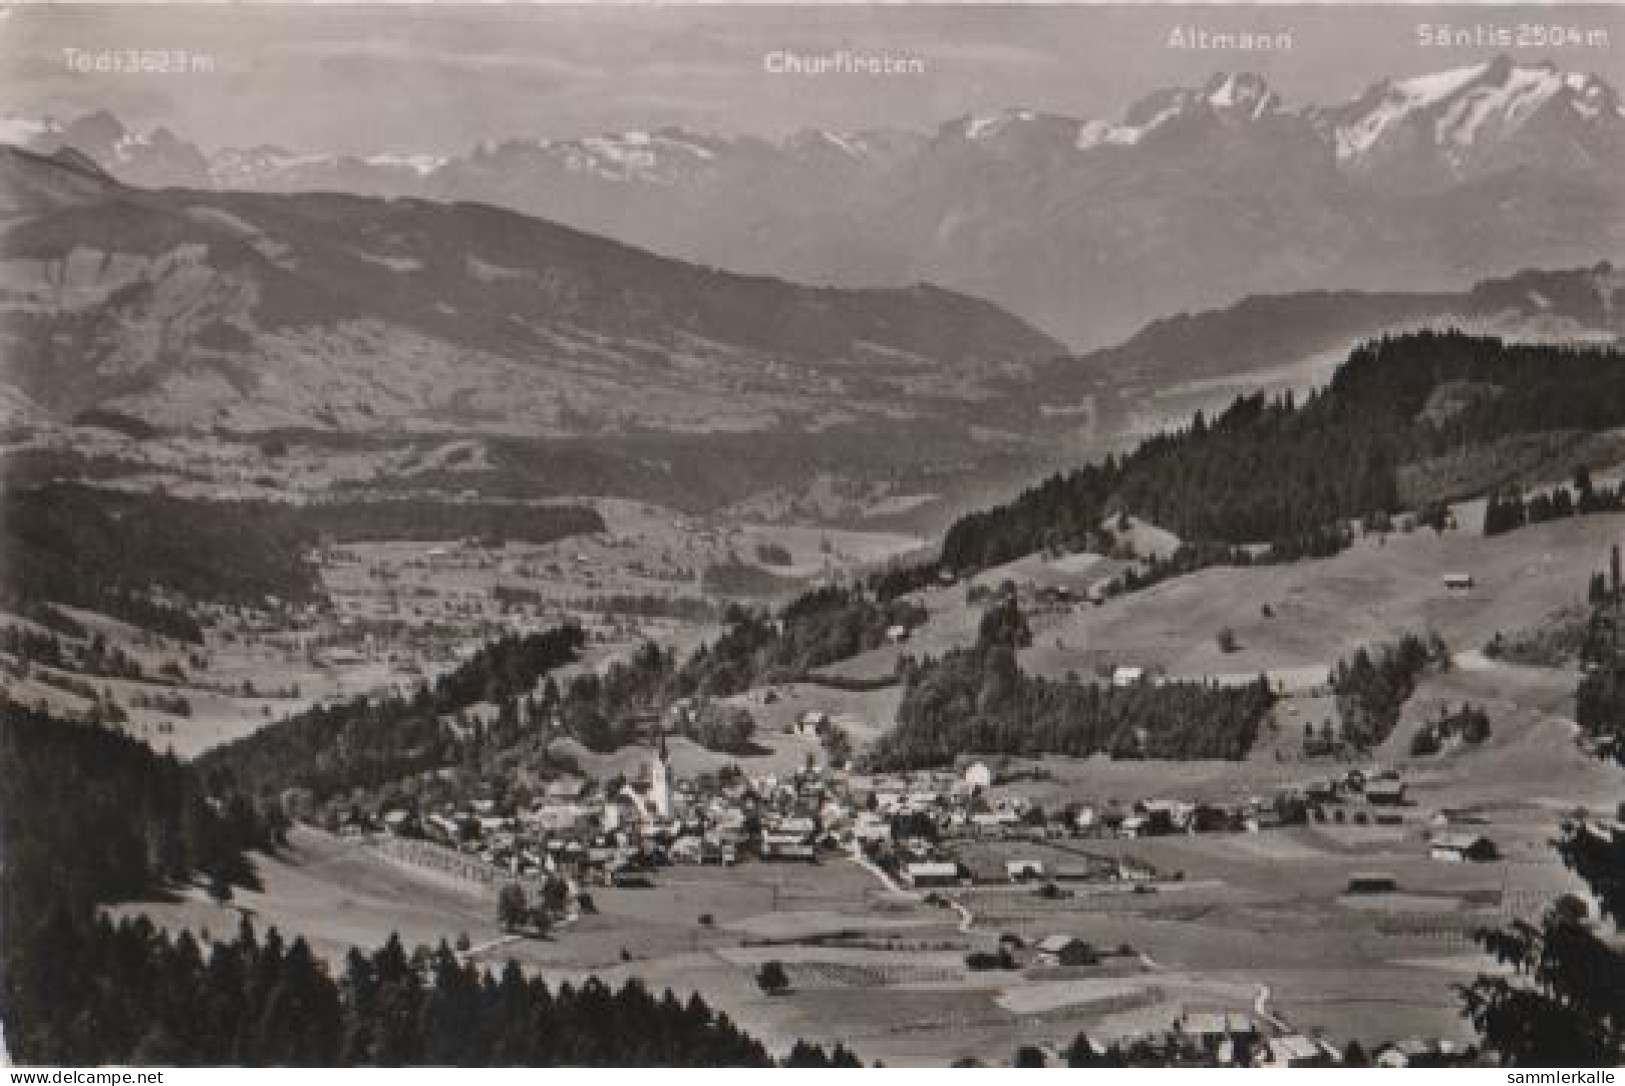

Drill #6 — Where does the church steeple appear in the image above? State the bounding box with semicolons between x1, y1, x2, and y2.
650;728;672;819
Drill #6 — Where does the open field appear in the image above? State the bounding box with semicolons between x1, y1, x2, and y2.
819;507;1625;700
1021;511;1625;685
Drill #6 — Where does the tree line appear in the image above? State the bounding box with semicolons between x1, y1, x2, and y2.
1;697;860;1065
10;919;800;1066
1330;633;1447;751
868;598;1273;770
1483;466;1625;537
203;581;926;801
197;625;586;803
0;701;277;944
927;332;1625;587
2;483;605;642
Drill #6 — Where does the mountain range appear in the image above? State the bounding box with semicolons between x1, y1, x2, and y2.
7;56;1623;345
0;145;1061;437
1;141;1622;538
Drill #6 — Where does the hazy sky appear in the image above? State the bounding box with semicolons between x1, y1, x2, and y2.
6;4;1625;154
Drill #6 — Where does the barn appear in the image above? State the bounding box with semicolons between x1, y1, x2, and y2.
903;861;961;888
1429;833;1498;863
1034;935;1097;967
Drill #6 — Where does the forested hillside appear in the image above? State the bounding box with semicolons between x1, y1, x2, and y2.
935;332;1625;578
869;597;1274;769
1;484;604;641
527;587;925;753
198;625;587;802
2;485;318;640
0;702;275;937
7;918;842;1066
202;584;926;806
0;700;273;1058
0;700;857;1066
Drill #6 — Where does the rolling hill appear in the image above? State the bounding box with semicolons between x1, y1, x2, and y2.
0;146;1063;436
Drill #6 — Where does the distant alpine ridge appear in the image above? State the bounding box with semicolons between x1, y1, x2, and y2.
0;144;1062;436
6;56;1622;345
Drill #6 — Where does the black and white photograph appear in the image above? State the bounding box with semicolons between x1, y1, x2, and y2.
2;0;1624;1071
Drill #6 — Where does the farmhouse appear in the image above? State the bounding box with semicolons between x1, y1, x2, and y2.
607;864;655;889
1034;934;1097;967
1119;814;1149;838
852;814;892;845
1374;1037;1453;1068
787;711;828;739
1112;665;1146;687
1429;833;1498;863
1006;858;1045;882
760;832;817;862
1179;1011;1259;1056
1346;871;1398;895
902;861;961;888
1442;572;1474;591
317;646;367;667
1138;798;1194;834
545;777;587;801
1365;780;1407;806
1268;1034;1337;1068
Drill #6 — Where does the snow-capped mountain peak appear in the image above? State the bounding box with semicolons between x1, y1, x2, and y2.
363;152;447;178
1076;72;1280;149
1203;72;1281;120
0;114;63;147
1321;56;1624;172
962;108;1039;141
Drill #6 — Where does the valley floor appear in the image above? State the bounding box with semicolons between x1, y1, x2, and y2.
84;507;1625;1064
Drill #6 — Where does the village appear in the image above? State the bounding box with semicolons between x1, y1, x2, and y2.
265;692;1584;1067
316;689;1511;930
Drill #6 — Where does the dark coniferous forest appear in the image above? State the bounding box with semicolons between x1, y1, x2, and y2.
933;333;1625;580
868;597;1274;769
196;624;588;802
200;584;928;802
0;484;605;642
1330;633;1448;750
0;700;859;1066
